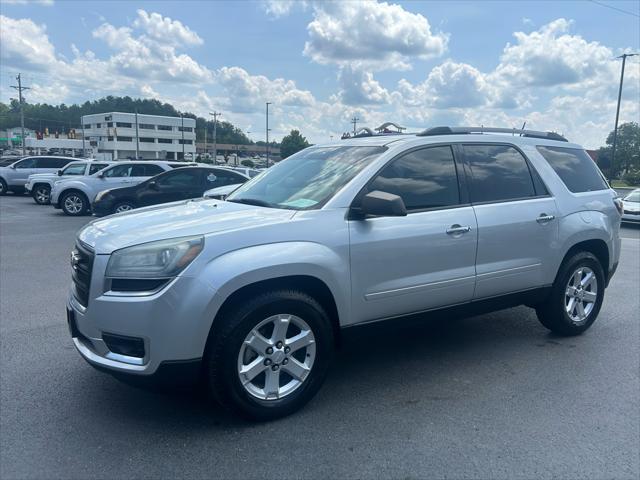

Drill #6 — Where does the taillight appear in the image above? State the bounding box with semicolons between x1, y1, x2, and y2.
613;198;623;215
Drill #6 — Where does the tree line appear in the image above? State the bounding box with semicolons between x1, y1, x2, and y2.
0;96;276;147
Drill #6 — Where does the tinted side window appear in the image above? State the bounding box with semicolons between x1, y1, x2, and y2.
15;158;37;168
52;158;72;168
37;157;69;168
143;164;165;176
536;146;608;193
88;163;109;175
157;169;200;186
463;145;535;203
369;146;460;211
207;170;246;187
103;164;132;177
61;164;87;176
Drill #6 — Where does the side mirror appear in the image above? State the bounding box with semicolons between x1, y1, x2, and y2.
9;164;16;169
148;180;158;190
358;190;407;218
97;172;105;178
57;170;63;176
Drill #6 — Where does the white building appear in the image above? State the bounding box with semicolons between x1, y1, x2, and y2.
82;112;196;160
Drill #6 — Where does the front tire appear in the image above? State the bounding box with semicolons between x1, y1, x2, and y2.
113;201;136;214
61;191;89;216
0;178;7;196
536;251;605;336
32;184;51;205
205;289;334;420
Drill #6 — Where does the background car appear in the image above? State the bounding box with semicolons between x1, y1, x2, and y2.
92;166;249;215
218;166;263;178
621;188;640;223
203;183;243;200
51;161;194;216
0;156;78;195
25;160;112;205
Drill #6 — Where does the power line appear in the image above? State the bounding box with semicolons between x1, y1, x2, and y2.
588;0;640;18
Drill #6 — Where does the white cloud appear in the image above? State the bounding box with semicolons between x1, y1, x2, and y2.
1;0;53;5
217;66;315;113
303;1;448;70
133;10;203;46
337;66;391;105
0;16;57;71
262;0;308;18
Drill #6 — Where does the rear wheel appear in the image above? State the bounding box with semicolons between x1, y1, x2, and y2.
32;184;51;205
61;191;89;216
536;251;605;336
205;289;334;420
113;201;136;214
0;178;7;196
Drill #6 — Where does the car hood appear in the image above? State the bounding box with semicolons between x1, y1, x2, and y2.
28;173;58;181
203;183;241;198
78;198;296;253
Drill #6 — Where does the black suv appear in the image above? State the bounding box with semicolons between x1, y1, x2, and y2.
91;166;249;216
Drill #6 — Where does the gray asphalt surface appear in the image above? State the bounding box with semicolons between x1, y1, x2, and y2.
1;194;639;480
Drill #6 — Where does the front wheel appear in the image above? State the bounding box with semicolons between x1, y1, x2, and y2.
0;178;7;196
205;290;334;420
61;191;89;216
536;251;605;336
113;201;136;214
32;185;51;205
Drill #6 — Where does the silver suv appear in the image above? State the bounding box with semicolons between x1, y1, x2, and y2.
67;127;621;420
26;160;112;205
0;156;77;195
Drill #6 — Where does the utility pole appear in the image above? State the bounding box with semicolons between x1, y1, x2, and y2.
266;102;272;167
181;114;185;159
611;53;638;176
81;115;86;157
351;115;359;135
203;123;207;161
210;111;221;164
10;73;30;155
134;110;140;159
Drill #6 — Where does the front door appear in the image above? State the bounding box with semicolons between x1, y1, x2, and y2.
460;144;559;298
348;145;478;325
10;157;37;185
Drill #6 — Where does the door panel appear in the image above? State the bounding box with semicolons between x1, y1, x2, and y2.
472;198;558;298
349;207;478;324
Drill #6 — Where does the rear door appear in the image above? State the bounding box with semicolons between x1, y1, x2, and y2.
348;145;478;325
138;168;204;207
9;157;37;185
460;143;558;298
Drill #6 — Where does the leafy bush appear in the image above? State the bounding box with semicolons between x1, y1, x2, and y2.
623;169;640;186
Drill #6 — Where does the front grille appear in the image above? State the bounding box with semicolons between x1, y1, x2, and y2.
623;210;639;215
71;241;94;308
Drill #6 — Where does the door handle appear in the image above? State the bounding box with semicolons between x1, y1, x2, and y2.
536;214;555;224
446;224;471;235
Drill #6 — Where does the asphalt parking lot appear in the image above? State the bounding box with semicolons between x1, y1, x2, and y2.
1;194;639;480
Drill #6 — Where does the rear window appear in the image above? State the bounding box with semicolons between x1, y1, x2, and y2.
536;146;608;193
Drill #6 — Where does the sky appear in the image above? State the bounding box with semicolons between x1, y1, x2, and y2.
0;0;639;148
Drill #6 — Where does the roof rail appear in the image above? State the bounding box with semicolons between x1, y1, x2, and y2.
417;126;568;142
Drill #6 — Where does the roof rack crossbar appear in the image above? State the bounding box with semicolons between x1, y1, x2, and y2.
417;126;568;142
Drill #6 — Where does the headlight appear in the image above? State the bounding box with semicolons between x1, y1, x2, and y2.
106;236;204;278
95;190;110;202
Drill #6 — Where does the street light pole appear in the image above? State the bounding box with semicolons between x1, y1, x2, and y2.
266;102;271;167
611;53;638;176
81;114;86;157
181;114;185;159
134;109;140;160
210;111;221;164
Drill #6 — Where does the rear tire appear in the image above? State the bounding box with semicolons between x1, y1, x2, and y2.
0;178;7;196
61;191;89;216
205;289;334;421
536;251;605;336
32;184;51;205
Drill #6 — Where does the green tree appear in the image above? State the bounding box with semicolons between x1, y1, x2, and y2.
605;122;640;177
280;129;310;159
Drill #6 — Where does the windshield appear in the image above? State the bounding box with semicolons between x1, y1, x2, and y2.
625;191;640;203
226;146;385;210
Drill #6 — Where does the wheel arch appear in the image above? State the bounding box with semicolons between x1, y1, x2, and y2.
208;275;341;350
558;238;609;285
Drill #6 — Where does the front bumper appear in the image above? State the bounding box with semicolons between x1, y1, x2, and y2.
91;200;113;217
622;211;640;223
67;257;221;379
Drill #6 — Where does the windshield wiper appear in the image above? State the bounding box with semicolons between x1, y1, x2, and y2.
227;197;275;208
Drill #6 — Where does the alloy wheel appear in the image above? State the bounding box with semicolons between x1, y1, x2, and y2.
64;195;84;214
35;187;50;204
237;314;316;401
115;204;134;213
565;266;598;323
